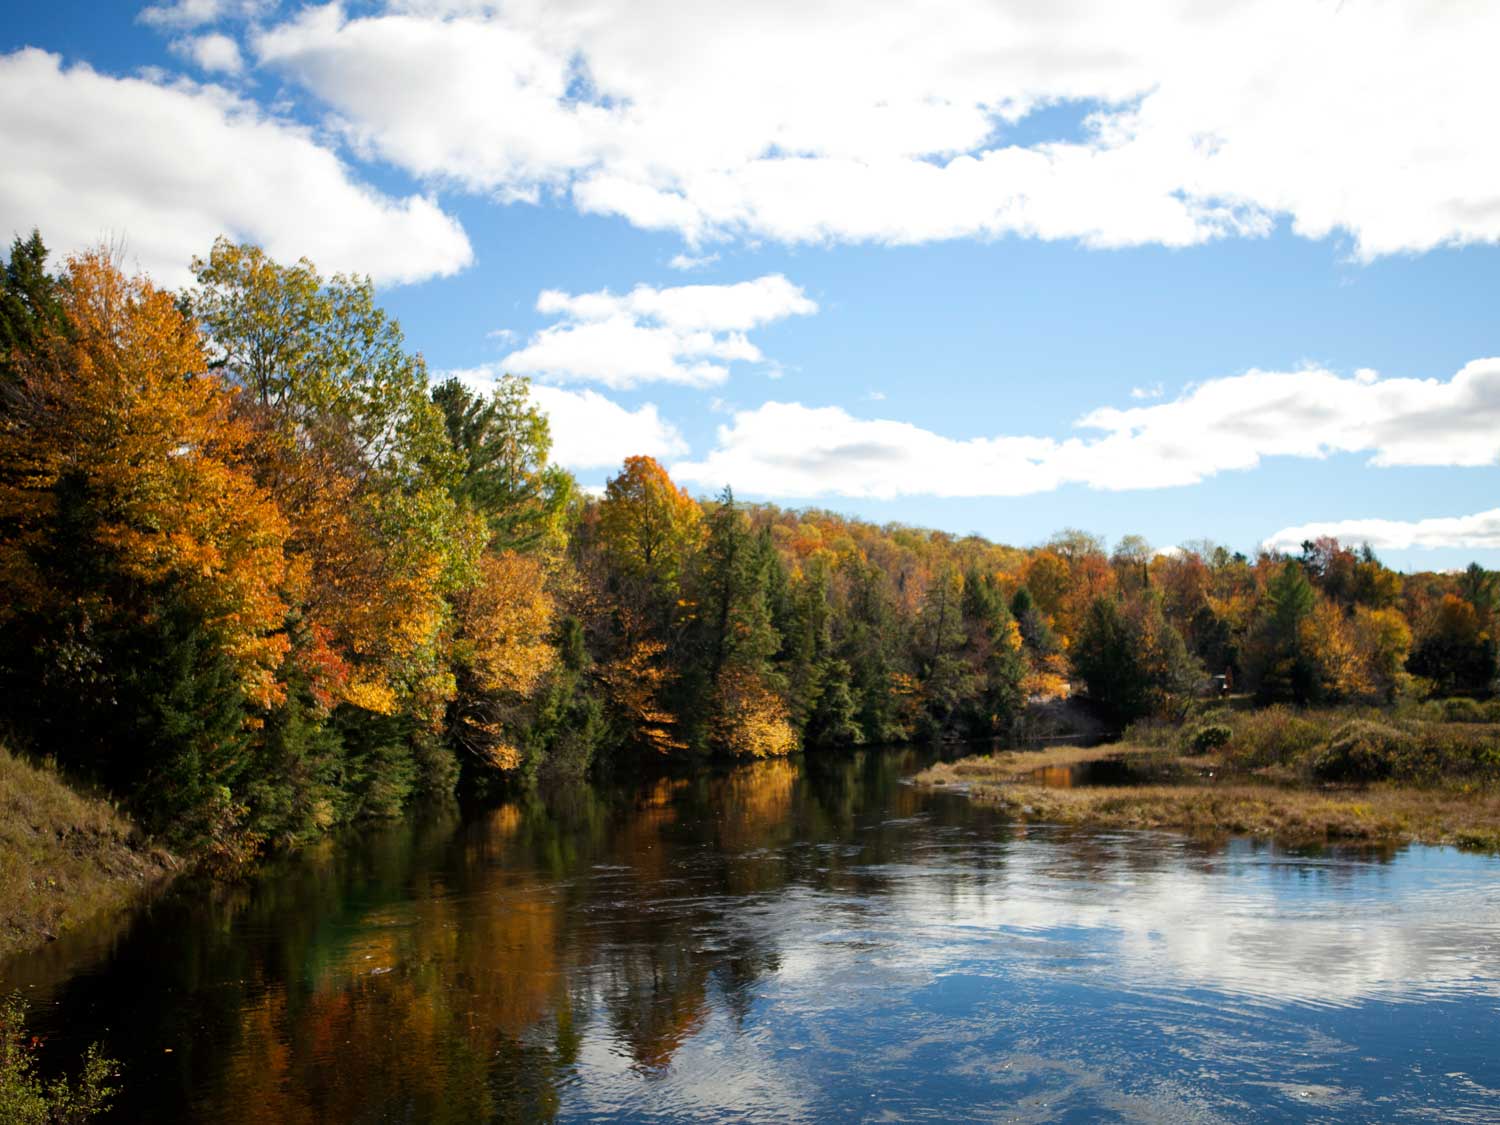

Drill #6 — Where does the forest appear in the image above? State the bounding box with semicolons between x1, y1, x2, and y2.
2;233;1496;866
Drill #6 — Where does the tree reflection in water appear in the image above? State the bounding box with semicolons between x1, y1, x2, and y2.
5;747;1499;1123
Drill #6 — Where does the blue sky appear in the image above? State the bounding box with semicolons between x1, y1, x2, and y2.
5;0;1500;570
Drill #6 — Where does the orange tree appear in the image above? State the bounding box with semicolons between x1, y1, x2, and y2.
0;250;292;839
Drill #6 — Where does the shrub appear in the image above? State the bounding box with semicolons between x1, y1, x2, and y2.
1120;718;1177;749
1310;719;1500;785
1219;706;1328;769
1423;697;1500;724
1312;720;1414;782
0;994;117;1124
1188;723;1233;754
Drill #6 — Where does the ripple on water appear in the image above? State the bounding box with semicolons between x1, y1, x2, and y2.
4;749;1499;1122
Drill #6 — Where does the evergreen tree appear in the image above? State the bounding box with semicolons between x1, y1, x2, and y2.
0;230;66;389
687;489;793;756
955;568;1028;736
1245;561;1321;702
1072;596;1149;721
431;374;574;552
914;565;971;736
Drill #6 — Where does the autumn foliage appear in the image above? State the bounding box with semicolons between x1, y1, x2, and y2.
1;232;1495;863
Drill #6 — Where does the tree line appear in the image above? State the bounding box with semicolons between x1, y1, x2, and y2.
1;234;1494;860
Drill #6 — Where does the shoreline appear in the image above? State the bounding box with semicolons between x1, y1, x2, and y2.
915;743;1500;850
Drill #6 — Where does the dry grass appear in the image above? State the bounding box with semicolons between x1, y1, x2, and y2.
0;745;178;960
915;744;1500;850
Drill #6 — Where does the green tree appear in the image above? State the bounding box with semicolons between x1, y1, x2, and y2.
0;231;66;389
1245;561;1321;702
686;489;794;756
1073;593;1197;722
1072;596;1149;720
914;564;972;735
430;374;573;552
955;568;1027;736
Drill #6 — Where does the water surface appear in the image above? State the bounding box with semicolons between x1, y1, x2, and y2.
5;747;1499;1122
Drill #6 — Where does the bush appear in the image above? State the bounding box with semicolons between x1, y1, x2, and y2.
1219;706;1329;769
1120;717;1178;748
1188;723;1233;754
1421;697;1500;724
0;994;117;1124
1312;721;1414;782
1311;718;1500;784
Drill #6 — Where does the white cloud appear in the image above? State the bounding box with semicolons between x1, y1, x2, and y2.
1264;509;1500;554
671;358;1500;499
667;252;719;271
170;32;245;74
140;0;274;30
446;368;688;470
500;275;815;389
1129;382;1163;400
251;1;1500;257
0;48;471;286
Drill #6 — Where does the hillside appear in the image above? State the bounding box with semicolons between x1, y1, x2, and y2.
0;746;178;960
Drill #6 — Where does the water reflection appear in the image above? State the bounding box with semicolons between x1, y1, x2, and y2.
5;748;1500;1122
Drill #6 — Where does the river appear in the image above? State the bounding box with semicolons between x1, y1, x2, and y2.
5;746;1499;1122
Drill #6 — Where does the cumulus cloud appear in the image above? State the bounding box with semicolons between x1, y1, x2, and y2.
671;358;1500;499
249;1;1500;257
446;369;688;470
139;0;275;30
500;275;816;389
170;32;245;74
0;48;471;286
1264;509;1500;554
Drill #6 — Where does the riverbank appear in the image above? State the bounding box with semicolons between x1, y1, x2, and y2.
0;746;179;960
916;730;1500;850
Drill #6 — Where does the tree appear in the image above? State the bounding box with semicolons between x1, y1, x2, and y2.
1072;597;1148;720
913;564;971;734
687;490;795;757
0;251;292;835
190;238;469;721
431;374;573;552
0;230;66;389
1296;599;1367;700
1071;593;1198;722
1244;561;1320;702
1110;534;1153;598
597;456;702;596
446;551;557;771
955;568;1027;736
1409;594;1495;697
1352;605;1411;701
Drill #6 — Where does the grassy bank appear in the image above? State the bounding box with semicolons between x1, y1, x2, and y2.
0;747;178;960
916;707;1500;849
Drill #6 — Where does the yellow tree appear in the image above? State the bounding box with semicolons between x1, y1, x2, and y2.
0;251;293;836
446;550;557;770
0;250;292;709
1352;605;1412;700
191;239;469;719
1298;599;1369;700
597;456;702;594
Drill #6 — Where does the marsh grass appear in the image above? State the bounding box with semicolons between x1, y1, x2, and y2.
916;709;1500;850
0;746;177;960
